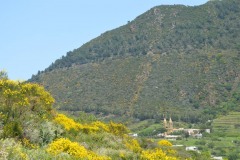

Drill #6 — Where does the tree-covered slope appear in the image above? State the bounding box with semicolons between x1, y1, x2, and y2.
30;0;240;122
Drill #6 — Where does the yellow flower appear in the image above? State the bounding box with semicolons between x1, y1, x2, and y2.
158;140;173;147
141;148;177;160
54;114;82;131
92;121;110;132
20;152;28;160
21;138;38;149
124;138;142;153
47;138;111;160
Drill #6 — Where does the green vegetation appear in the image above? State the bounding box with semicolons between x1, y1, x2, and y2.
7;0;239;158
31;51;240;123
48;2;239;69
212;112;240;137
1;74;218;159
29;0;240;71
1;72;239;159
127;111;240;159
30;0;240;123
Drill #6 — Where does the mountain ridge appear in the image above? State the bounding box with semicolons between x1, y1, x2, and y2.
30;0;240;122
38;0;240;72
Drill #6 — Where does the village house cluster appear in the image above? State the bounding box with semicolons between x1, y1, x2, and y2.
157;117;210;140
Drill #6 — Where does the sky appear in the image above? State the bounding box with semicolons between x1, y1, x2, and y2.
0;0;208;80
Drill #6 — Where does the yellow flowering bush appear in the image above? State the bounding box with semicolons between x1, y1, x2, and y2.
108;121;129;136
141;148;177;160
158;140;173;147
92;121;110;132
124;138;142;153
54;114;130;136
54;113;82;131
82;125;99;134
92;121;129;136
158;140;176;155
0;79;54;122
47;138;111;160
0;80;55;108
21;83;55;107
54;113;101;133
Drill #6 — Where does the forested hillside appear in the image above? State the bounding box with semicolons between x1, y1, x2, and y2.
30;0;240;122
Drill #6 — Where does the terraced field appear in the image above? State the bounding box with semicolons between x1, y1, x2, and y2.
212;112;240;136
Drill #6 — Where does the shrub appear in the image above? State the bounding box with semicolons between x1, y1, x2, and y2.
47;138;111;160
141;148;177;160
158;140;173;147
2;121;23;138
124;138;142;153
108;121;129;137
54;113;82;131
0;138;28;160
23;120;63;146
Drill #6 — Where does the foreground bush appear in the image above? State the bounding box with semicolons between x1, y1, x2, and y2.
141;148;177;160
47;138;111;160
54;113;129;136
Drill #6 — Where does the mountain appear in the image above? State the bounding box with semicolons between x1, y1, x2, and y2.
30;0;240;122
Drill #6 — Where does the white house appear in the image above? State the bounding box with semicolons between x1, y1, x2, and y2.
186;146;198;151
129;133;138;137
205;129;211;133
194;133;203;139
164;135;181;140
211;156;223;160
